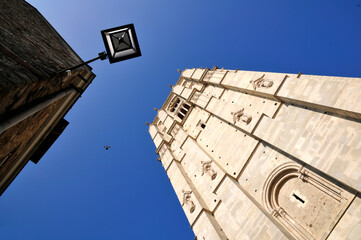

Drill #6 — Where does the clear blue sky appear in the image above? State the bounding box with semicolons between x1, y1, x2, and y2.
1;0;361;239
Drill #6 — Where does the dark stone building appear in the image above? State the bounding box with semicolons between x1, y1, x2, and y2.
0;0;95;195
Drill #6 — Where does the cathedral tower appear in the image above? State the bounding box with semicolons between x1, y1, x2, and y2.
148;67;361;240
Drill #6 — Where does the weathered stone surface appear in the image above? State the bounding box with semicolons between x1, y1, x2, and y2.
0;0;94;195
0;0;89;116
0;0;81;79
328;194;361;240
0;98;62;178
149;67;361;239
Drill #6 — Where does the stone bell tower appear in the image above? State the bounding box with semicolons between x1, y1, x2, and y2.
148;67;361;240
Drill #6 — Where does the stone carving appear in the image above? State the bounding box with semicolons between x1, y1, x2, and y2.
263;163;348;240
201;160;217;180
182;80;192;88
182;190;195;213
231;109;252;125
298;168;308;182
272;207;286;218
168;97;180;112
250;74;273;90
157;121;167;133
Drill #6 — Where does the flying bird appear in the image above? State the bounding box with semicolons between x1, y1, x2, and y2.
104;145;111;150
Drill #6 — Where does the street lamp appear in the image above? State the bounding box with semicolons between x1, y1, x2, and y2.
59;23;141;75
101;24;141;63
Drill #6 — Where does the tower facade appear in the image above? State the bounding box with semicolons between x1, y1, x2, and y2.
148;67;361;240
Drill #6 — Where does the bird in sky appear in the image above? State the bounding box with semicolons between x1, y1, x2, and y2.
104;145;111;150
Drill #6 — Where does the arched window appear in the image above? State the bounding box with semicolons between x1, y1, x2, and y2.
263;163;350;240
177;103;191;120
168;97;180;112
168;97;191;121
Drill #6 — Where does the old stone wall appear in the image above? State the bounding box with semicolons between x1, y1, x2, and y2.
0;0;94;194
0;0;89;116
149;67;361;240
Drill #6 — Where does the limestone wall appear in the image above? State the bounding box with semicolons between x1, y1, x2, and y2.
149;67;361;240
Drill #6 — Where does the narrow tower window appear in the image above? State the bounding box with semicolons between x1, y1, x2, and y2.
178;113;185;120
293;193;305;204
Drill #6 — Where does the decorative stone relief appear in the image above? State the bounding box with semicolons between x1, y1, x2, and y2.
272;207;287;218
168;97;180;112
250;74;273;90
182;80;193;88
298;168;308;182
182;190;196;213
231;109;252;125
201;160;217;180
157;121;167;133
263;163;350;240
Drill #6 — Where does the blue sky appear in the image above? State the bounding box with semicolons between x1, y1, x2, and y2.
0;0;361;239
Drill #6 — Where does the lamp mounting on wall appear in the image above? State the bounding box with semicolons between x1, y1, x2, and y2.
58;23;141;75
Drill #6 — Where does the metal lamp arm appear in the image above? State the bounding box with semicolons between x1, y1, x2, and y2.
57;51;108;75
